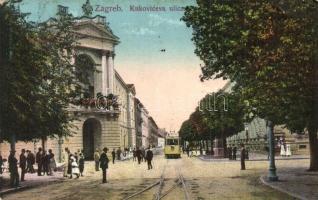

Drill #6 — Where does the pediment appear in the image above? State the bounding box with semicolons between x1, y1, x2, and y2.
73;22;119;44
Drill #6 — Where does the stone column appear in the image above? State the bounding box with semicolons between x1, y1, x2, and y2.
101;51;107;95
106;51;115;94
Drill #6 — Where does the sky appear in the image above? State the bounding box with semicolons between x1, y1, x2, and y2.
17;0;227;132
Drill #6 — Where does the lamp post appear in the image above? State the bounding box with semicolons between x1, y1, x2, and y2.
267;120;278;181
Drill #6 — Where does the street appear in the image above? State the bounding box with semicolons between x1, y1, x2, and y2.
3;153;306;200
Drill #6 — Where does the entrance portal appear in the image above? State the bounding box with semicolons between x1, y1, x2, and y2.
83;118;101;160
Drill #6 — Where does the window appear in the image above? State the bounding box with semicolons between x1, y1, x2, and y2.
166;139;178;145
299;145;307;149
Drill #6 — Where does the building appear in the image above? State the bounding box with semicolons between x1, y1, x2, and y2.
148;117;159;147
0;2;160;160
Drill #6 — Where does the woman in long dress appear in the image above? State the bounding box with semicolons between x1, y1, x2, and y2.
48;149;56;175
71;155;80;179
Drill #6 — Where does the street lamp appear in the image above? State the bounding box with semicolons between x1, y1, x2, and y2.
267;120;278;181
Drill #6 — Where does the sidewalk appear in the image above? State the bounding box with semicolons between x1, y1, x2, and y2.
260;168;318;200
197;153;309;162
0;170;64;196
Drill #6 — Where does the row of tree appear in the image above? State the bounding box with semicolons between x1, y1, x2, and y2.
181;0;318;170
0;1;93;149
179;90;246;151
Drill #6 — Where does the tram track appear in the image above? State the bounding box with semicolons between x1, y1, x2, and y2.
123;159;191;200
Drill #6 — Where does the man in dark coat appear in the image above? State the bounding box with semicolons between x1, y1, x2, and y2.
116;147;121;160
145;148;153;170
232;146;237;160
141;147;146;162
99;147;109;183
228;146;233;160
8;150;19;188
0;151;3;174
186;145;190;157
136;147;142;164
26;150;35;173
240;144;246;170
36;147;43;176
43;151;50;176
19;149;27;181
111;149;116;164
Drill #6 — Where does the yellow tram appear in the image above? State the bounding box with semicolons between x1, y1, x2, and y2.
164;136;181;158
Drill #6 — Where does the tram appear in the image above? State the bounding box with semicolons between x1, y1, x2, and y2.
164;136;181;158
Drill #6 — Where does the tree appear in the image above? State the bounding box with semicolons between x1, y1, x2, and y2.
183;0;318;170
199;91;245;149
0;1;93;149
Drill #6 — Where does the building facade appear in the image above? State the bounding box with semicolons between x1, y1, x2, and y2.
0;3;160;160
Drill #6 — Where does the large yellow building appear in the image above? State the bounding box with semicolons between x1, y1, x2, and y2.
0;4;158;160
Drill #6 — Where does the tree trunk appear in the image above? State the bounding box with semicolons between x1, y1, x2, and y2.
308;128;318;171
10;133;16;151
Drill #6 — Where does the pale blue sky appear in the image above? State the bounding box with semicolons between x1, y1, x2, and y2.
18;0;225;131
20;0;196;66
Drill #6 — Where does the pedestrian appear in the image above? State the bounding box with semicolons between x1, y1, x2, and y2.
116;147;122;160
240;144;246;170
63;147;70;177
8;150;19;188
132;148;136;162
265;146;270;160
186;145;190;157
70;154;80;179
228;146;233;160
19;149;27;181
0;151;3;174
232;146;237;160
145;147;153;170
245;147;249;160
99;147;109;183
141;147;146;162
36;147;43;176
67;153;73;179
26;150;35;173
111;148;116;164
136;147;142;164
43;150;50;176
48;149;56;175
94;148;100;171
79;152;85;177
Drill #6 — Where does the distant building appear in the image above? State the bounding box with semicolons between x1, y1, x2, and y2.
148;117;159;147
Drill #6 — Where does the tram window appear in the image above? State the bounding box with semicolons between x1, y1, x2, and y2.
166;139;178;145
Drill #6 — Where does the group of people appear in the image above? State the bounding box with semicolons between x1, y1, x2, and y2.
63;148;85;179
6;148;53;188
132;147;154;170
229;144;248;170
92;147;110;183
36;148;57;176
2;145;155;188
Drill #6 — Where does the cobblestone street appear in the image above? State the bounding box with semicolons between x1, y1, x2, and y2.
2;153;311;200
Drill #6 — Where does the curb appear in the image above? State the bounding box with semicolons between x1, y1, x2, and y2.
0;179;65;197
259;175;307;200
198;156;309;162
